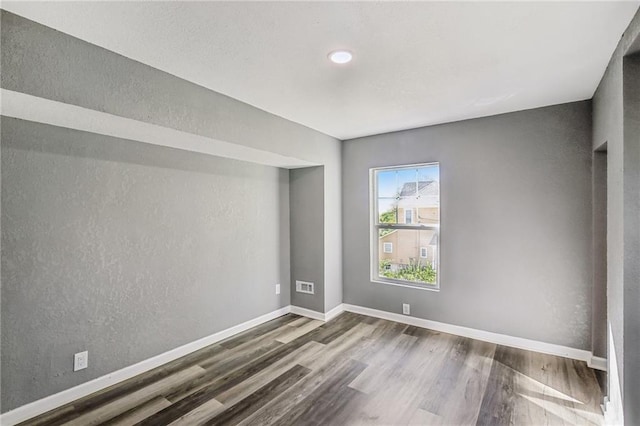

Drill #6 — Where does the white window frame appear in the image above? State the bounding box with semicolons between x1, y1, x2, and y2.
420;246;428;258
370;162;440;290
383;242;393;253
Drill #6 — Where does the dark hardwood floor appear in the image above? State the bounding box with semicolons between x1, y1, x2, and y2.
19;312;603;426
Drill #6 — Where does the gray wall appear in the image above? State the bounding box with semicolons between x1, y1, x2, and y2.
592;8;640;422
1;117;290;412
0;11;339;164
592;149;607;359
1;9;342;319
1;10;343;414
342;101;593;350
593;25;626;400
622;53;640;424
290;167;325;312
0;99;3;415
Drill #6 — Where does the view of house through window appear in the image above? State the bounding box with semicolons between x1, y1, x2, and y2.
372;163;440;287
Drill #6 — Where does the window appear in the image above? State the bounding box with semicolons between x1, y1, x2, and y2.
405;209;413;224
420;247;428;258
372;163;440;288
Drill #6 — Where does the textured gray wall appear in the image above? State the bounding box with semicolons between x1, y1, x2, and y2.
0;100;3;415
1;9;342;317
290;167;325;312
1;117;290;412
0;11;339;164
592;9;640;419
593;29;626;399
592;150;607;359
342;101;593;350
622;53;640;425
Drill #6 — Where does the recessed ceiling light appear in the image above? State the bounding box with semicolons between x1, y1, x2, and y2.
328;50;353;64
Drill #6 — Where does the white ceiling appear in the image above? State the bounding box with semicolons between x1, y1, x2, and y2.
3;1;639;140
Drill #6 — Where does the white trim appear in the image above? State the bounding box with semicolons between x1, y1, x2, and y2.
289;305;326;322
370;279;440;292
289;304;345;322
324;303;345;322
370;163;442;290
604;322;623;425
372;162;441;172
588;356;607;372
0;306;291;426
342;304;607;369
0;89;316;170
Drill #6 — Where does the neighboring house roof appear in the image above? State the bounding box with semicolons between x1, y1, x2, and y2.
399;180;438;197
379;229;397;240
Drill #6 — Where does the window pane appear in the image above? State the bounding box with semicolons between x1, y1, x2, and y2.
405;209;413;224
378;199;398;224
378;228;438;285
376;169;400;198
376;165;440;225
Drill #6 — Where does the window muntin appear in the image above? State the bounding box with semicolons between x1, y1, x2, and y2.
372;163;440;288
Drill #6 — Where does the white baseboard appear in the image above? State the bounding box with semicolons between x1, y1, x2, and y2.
588;356;607;372
604;323;623;425
340;304;606;370
289;305;327;321
0;306;291;426
289;304;345;322
325;303;345;321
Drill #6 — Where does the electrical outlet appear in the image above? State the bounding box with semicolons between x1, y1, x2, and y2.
402;303;410;315
74;351;88;371
275;283;281;295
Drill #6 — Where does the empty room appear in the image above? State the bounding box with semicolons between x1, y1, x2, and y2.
1;1;639;425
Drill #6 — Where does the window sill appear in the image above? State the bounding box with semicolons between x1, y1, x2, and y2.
371;278;440;292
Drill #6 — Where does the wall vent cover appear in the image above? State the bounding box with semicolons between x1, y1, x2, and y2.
296;280;315;294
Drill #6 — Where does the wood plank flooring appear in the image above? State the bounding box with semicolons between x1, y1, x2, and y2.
18;313;604;426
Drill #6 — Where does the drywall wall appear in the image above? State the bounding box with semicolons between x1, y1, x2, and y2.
592;149;607;359
0;11;338;164
593;27;626;403
0;99;3;415
342;101;593;350
323;148;343;313
290;167;325;312
592;8;640;422
622;53;640;425
0;10;342;318
1;10;342;414
0;117;291;411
